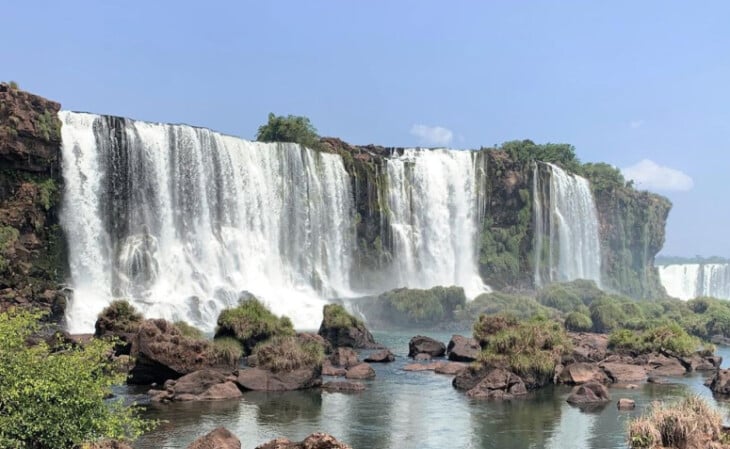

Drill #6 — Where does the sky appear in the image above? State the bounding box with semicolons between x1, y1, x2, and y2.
3;1;728;257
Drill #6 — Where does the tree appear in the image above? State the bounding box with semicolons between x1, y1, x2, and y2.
0;309;154;448
255;113;323;150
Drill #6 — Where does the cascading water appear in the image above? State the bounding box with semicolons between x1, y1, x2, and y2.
658;263;730;300
60;111;355;333
533;162;602;286
384;149;488;298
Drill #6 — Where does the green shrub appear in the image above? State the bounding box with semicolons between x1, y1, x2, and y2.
473;313;519;347
8;80;19;90
174;321;205;339
564;312;593;332
215;297;294;354
589;296;629;333
252;335;324;372
0;225;19;272
321;303;362;329
0;309;154;448
255;113;324;151
609;323;700;356
211;336;244;367
463;291;554;322
94;299;143;337
477;317;571;381
377;286;466;326
536;284;582;313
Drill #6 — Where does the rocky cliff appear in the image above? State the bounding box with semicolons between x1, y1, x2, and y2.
0;83;66;320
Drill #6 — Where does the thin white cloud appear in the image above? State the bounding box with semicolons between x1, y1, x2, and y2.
621;159;693;192
629;120;644;129
410;124;453;147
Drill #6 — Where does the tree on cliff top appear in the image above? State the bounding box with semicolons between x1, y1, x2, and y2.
256;113;324;151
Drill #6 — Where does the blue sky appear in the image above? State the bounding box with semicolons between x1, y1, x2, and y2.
3;1;728;257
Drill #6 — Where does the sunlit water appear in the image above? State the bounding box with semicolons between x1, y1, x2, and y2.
130;333;730;449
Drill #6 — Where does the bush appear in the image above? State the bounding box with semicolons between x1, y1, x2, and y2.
255;113;323;151
609;323;700;357
377;286;466;326
215;297;294;354
473;313;519;347
589;296;630;333
174;321;205;339
252;335;324;372
461;291;553;322
477;317;571;383
211;336;244;368
564;312;593;332
95;299;144;337
629;395;724;448
321;304;362;329
0;309;154;448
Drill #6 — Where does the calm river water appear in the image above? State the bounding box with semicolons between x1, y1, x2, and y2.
132;331;730;449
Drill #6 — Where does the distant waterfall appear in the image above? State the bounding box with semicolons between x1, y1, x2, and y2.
658;263;730;300
60;112;355;333
533;162;602;286
384;149;488;298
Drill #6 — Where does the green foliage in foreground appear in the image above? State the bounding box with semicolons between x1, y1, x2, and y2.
255;113;324;151
252;335;324;373
378;286;466;326
0;309;154;448
459;291;556;323
608;323;700;357
476;316;571;380
564;311;593;332
215;297;294;353
211;336;244;368
321;303;363;329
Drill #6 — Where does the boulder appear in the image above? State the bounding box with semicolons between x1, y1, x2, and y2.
617;398;636;410
318;304;380;349
566;382;611;405
599;362;647;384
322;381;366;392
453;364;492;391
642;353;687;377
236;367;322;391
364;349;395;363
557;362;608;385
345;363;375;380
408;336;446;358
322;360;347;377
128;319;216;385
329;347;359;369
187;427;241;449
414;353;432;361
465;368;527;400
446;335;480;362
680;353;722;371
94;300;144;356
149;369;242;402
403;363;436;372
708;369;730;395
434;362;468;375
255;433;352;449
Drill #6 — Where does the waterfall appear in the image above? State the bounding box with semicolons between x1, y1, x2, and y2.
60;112;355;333
658;263;730;300
384;149;488;298
533;162;602;286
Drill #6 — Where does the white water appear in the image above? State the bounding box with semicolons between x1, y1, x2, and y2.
385;149;488;298
534;162;602;286
658;263;730;300
60;112;355;333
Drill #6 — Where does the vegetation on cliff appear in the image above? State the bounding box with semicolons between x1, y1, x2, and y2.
215;296;295;354
0;309;153;448
252;335;324;372
255;113;324;151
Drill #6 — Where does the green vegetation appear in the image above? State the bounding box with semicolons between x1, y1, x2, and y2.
211;336;244;368
8;80;19;90
475;316;571;382
173;320;205;339
629;395;727;448
94;299;144;337
609;324;699;356
37;109;61;141
252;335;324;372
564;312;593;332
499;140;581;172
376;286;466;326
255;113;324;151
0;225;19;272
578;162;628;193
215;297;294;354
321;303;363;329
458;291;556;323
0;309;154;448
